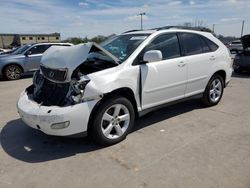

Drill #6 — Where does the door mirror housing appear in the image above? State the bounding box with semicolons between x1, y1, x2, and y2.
143;50;163;63
25;51;32;56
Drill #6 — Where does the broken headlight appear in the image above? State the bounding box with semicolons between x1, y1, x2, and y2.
70;80;90;103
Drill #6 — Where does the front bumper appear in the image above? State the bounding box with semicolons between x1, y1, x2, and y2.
17;91;99;136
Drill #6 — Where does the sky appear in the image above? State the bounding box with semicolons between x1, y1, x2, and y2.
0;0;250;39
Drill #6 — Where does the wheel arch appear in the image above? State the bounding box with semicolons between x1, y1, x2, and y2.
87;87;139;134
2;63;24;75
210;70;226;87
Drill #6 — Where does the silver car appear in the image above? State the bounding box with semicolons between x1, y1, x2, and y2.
0;43;72;80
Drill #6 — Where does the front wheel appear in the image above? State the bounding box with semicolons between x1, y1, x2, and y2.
89;96;135;146
202;74;224;106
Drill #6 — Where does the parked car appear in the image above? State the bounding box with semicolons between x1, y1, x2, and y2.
0;43;73;80
228;40;243;53
233;35;250;73
17;27;233;145
0;47;19;55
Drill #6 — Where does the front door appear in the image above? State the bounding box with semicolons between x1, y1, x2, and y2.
24;44;51;71
140;33;188;109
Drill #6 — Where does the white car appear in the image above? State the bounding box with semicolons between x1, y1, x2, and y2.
17;27;233;145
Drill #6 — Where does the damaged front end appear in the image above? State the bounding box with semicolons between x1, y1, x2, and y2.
26;70;91;106
26;42;119;107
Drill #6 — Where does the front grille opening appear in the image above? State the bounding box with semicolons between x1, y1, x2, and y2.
40;65;67;82
31;75;70;106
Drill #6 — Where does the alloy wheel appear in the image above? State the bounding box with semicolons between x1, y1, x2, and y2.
6;65;22;80
209;78;222;103
101;104;130;139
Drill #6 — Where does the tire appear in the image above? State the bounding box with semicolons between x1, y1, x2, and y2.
202;74;224;106
4;64;22;80
89;96;135;146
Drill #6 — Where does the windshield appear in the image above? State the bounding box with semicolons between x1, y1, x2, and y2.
101;34;150;62
12;45;31;55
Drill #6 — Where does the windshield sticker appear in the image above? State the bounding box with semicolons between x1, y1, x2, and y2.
130;36;147;40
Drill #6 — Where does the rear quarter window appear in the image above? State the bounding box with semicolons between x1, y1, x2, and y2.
202;36;219;52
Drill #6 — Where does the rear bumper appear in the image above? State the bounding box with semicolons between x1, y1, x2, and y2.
17;91;99;136
225;68;233;86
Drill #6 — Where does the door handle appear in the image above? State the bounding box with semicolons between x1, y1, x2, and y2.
178;61;186;67
209;56;216;61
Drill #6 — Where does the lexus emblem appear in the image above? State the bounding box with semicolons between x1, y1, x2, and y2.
49;71;54;78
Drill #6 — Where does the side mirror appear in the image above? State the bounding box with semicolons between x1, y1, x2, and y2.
143;50;163;63
25;51;32;56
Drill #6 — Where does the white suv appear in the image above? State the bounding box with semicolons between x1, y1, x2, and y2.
17;27;233;145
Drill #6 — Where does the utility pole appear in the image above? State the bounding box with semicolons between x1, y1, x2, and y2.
138;12;146;30
212;24;215;33
241;20;245;37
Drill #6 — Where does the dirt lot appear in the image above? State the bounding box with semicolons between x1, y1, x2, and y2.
0;73;250;188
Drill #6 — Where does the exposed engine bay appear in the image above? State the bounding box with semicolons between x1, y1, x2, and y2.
26;43;119;107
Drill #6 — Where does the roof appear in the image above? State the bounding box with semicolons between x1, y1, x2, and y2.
123;26;211;35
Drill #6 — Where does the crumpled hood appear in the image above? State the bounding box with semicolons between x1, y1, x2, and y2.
41;42;119;82
241;35;250;49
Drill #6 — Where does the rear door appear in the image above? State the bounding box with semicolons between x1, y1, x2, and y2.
178;33;218;97
24;44;51;71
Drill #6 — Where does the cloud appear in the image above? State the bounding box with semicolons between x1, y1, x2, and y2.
79;2;89;7
0;0;249;38
220;17;241;22
125;15;149;21
189;1;196;5
168;1;182;6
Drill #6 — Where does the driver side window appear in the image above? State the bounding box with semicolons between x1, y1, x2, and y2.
145;33;181;60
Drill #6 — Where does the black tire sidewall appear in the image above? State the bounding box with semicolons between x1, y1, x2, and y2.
90;96;135;146
203;75;224;106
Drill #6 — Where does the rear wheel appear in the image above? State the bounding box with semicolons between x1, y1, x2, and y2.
4;64;22;80
89;96;135;146
202;74;224;106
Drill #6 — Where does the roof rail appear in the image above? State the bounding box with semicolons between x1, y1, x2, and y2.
152;25;211;32
123;29;141;33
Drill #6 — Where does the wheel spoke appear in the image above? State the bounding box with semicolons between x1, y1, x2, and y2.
103;123;114;137
215;89;221;96
212;92;216;100
113;104;121;117
114;124;123;136
210;89;214;95
118;114;129;122
103;113;113;122
212;81;216;89
215;82;220;89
